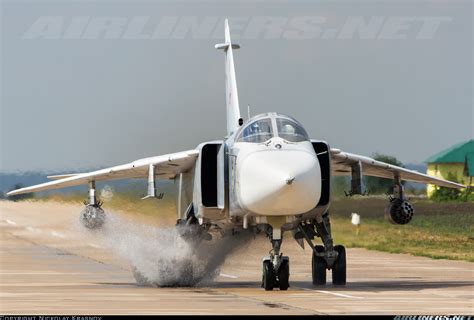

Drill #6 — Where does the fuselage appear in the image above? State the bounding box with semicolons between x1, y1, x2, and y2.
226;112;322;217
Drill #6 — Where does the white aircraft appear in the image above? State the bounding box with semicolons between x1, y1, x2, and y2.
8;20;465;291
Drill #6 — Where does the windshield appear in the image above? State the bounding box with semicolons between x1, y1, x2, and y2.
276;118;309;142
237;118;273;143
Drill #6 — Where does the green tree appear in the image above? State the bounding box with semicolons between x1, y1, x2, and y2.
364;153;404;194
431;172;473;202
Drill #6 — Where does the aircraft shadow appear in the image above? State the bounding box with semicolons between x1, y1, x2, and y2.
95;279;473;292
210;280;474;292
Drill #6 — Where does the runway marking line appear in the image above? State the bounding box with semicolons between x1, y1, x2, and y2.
299;287;363;299
0;272;82;275
51;231;66;238
314;290;364;299
219;273;239;279
26;226;41;232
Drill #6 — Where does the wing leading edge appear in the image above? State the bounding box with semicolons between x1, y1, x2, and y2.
7;150;199;196
330;149;465;189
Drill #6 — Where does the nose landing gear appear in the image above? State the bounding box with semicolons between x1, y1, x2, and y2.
262;234;290;291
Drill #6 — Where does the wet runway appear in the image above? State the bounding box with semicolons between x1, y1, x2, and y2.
1;201;473;314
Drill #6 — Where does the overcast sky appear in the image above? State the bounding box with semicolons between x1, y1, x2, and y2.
1;0;472;172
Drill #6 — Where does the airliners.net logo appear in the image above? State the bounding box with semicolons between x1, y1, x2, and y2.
22;16;452;40
394;316;473;320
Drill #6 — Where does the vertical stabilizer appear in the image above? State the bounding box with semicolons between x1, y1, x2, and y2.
215;19;241;136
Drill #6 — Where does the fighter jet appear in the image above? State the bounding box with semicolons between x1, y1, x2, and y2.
8;19;465;290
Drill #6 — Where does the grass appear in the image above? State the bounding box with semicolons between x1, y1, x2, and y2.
330;197;474;262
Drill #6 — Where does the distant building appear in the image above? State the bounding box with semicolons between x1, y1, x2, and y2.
425;139;474;197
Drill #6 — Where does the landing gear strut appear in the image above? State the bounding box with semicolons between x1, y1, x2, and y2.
262;229;290;291
298;212;346;286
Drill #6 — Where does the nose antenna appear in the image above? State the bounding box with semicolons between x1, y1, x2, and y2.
247;104;251;119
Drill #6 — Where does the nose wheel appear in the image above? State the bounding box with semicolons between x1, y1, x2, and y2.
262;260;275;291
262;257;290;291
262;237;290;291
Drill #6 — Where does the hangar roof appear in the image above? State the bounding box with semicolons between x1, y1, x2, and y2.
426;139;474;165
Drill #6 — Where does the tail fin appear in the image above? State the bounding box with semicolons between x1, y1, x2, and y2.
215;19;241;136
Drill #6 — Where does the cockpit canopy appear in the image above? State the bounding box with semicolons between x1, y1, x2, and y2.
236;113;309;143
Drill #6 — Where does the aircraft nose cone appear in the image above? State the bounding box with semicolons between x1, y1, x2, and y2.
237;150;321;216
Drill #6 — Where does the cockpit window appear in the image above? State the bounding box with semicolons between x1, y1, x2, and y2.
276;118;309;142
237;118;273;143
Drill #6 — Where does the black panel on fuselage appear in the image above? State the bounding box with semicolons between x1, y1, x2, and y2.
312;141;331;206
201;143;220;207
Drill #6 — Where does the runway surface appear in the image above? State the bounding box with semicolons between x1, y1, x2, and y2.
1;200;473;315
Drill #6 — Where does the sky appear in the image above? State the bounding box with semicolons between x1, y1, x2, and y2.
1;0;473;173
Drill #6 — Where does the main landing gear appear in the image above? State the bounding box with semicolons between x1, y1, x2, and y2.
296;212;346;286
262;236;290;291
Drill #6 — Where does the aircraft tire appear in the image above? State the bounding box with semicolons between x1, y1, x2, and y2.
312;245;326;285
262;260;275;291
278;258;290;290
332;245;346;286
